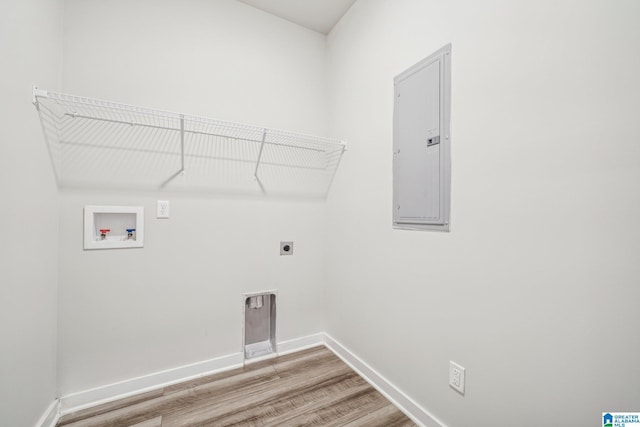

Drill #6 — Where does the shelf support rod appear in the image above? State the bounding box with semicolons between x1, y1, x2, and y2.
254;129;267;179
180;115;185;173
324;145;347;198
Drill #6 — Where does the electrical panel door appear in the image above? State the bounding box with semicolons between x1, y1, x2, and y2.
393;44;451;231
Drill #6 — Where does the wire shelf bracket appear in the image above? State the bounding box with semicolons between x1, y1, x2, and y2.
32;86;347;197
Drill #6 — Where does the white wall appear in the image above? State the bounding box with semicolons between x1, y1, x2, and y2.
61;0;328;133
0;0;62;425
57;0;330;395
325;1;640;426
5;1;638;425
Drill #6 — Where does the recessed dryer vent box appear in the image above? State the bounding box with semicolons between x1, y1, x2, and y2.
243;291;277;363
84;206;144;250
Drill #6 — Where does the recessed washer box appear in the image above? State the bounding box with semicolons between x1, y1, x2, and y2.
84;206;144;250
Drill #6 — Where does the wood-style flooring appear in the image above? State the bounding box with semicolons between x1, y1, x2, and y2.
57;346;416;427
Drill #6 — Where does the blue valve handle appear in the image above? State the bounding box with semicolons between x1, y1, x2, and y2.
126;229;136;232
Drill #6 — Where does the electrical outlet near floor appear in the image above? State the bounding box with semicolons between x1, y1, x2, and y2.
449;361;465;395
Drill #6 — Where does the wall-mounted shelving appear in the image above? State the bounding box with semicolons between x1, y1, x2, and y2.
33;87;346;197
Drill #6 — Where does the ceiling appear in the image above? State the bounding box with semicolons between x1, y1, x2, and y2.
237;0;357;35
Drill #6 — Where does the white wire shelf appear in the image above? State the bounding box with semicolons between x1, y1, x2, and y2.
33;87;346;197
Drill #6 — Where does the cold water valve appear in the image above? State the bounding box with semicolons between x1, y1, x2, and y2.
126;228;136;240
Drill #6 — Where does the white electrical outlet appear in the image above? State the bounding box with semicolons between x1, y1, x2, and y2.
157;200;170;219
449;361;465;395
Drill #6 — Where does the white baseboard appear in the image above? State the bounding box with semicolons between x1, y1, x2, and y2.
60;352;244;414
59;333;324;415
323;334;446;427
59;332;443;427
278;332;324;355
35;399;60;427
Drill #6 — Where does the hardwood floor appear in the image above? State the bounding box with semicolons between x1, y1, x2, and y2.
57;346;416;427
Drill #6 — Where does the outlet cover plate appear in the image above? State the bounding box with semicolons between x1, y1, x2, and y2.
280;241;293;255
157;200;170;219
449;361;465;395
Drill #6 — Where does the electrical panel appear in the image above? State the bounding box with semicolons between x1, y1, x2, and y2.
393;44;451;231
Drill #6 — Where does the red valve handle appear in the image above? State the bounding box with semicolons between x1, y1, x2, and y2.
99;229;111;234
